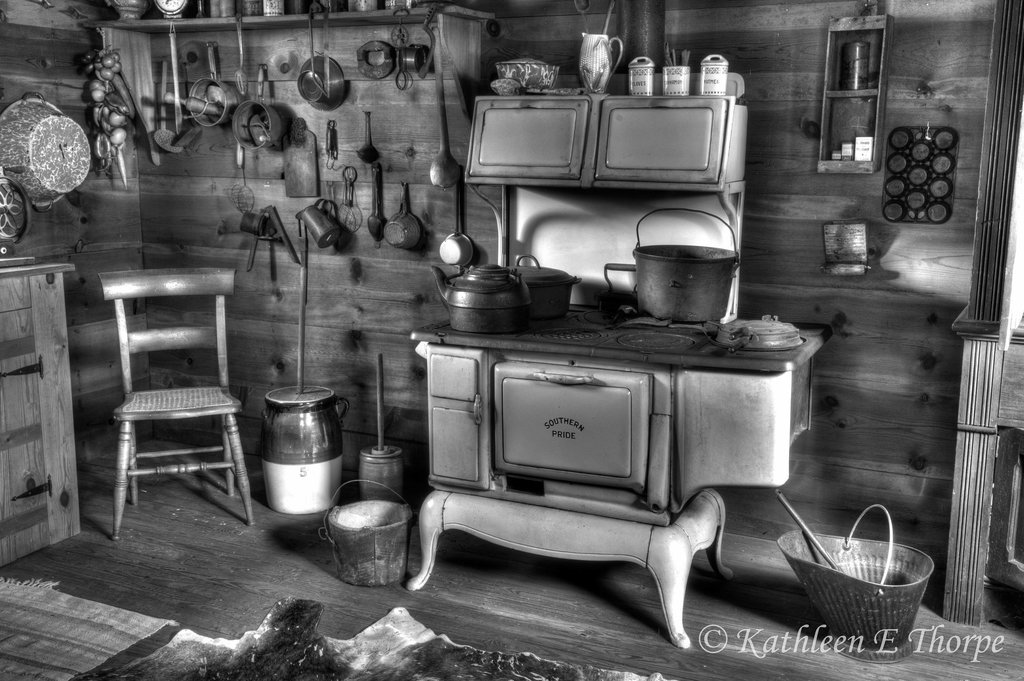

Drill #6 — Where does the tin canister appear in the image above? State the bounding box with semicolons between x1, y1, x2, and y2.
841;41;869;90
663;65;690;96
700;54;729;96
628;57;655;96
262;0;282;15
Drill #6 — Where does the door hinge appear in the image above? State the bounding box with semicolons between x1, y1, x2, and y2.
0;355;43;380
12;475;51;501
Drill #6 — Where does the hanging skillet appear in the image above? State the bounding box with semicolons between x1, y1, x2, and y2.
297;2;347;112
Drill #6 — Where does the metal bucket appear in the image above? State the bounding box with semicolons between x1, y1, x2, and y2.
260;386;348;514
777;505;934;663
322;481;411;586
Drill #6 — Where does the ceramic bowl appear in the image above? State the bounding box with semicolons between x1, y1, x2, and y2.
495;59;559;90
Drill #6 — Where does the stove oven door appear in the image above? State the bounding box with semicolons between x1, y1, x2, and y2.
493;360;653;494
425;345;493;491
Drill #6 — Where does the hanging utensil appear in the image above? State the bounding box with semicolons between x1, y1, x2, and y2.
338;165;362;231
186;42;238;127
367;161;384;248
428;24;460;189
296;1;347;111
356;110;379;164
169;67;202;149
234;14;248;98
152;60;182;153
325;119;341;170
439;173;474;267
384;181;423;250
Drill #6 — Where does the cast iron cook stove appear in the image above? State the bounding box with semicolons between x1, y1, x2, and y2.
406;308;831;648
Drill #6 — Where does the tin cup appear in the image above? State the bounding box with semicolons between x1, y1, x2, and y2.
700;54;729;96
628;57;655;96
663;65;690;96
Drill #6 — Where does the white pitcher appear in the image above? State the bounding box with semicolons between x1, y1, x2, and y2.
579;33;624;94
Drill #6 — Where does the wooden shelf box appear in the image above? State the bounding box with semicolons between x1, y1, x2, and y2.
817;14;894;174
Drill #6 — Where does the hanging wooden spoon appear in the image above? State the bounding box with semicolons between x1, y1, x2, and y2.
428;24;461;190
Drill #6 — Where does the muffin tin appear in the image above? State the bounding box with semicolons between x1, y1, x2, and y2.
882;125;959;224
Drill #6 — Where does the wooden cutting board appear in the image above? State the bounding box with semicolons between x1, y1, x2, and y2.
284;118;318;198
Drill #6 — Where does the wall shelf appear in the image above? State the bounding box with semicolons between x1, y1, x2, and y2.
816;14;893;174
88;6;493;33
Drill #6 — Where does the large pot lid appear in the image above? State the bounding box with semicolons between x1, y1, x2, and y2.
514;255;581;287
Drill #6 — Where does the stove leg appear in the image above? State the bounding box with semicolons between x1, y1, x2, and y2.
648;489;733;648
406;490;449;591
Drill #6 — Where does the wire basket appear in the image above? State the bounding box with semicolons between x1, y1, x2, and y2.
777;505;934;663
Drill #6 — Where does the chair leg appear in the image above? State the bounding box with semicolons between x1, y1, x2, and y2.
222;421;235;497
223;413;254;526
113;420;134;540
128;424;138;506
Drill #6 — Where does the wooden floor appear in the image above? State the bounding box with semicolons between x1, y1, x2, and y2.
2;456;1023;680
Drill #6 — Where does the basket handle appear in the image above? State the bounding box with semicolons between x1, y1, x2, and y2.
844;503;894;586
319;479;409;544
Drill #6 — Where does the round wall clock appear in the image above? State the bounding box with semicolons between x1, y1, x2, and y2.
154;0;189;19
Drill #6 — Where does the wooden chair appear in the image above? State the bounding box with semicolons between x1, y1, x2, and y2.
98;268;254;540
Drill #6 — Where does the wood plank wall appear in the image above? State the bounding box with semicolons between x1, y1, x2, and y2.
0;0;142;464
1;0;995;570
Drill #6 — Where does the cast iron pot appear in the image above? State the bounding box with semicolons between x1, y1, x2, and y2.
515;255;581;320
431;264;531;334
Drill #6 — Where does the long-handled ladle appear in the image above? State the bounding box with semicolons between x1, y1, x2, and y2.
428;23;461;189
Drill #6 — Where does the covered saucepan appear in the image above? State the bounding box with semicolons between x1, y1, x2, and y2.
514;255;581;319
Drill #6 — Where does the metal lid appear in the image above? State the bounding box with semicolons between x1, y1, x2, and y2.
716;316;803;351
265;385;336;407
449;264;521;292
514;255;581;287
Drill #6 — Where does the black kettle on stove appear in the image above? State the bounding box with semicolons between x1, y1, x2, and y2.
430;264;531;334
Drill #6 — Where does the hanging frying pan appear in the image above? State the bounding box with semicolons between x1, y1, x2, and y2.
297;2;347;111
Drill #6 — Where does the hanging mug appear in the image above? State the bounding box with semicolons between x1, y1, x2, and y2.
578;33;623;94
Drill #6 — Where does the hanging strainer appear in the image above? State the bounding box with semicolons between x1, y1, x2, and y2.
228;179;254;214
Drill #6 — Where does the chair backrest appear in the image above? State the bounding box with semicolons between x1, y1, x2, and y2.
98;268;236;394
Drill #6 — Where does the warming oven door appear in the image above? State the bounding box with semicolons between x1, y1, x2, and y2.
493;360;653;493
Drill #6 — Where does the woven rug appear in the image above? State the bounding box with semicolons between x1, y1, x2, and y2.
0;578;176;681
71;597;673;681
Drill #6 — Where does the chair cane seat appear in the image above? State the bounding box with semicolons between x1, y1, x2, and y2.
114;386;242;421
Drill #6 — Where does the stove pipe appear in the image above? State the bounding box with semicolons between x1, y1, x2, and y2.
617;0;666;71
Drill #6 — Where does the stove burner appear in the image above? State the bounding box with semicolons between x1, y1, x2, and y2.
536;327;607;343
616;331;697;350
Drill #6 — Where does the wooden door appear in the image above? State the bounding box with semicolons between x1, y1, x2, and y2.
0;276;51;564
988;427;1024;592
0;268;79;565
